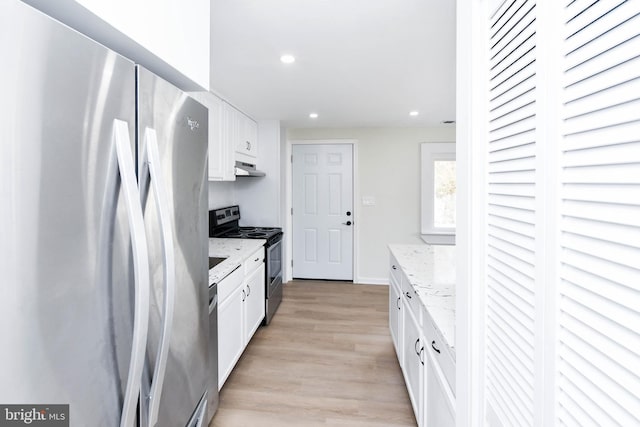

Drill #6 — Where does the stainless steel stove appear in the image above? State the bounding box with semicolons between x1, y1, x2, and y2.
209;205;283;325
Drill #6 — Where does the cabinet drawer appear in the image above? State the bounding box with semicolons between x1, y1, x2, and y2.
401;274;421;323
390;254;401;284
244;247;265;275
218;265;243;304
424;309;455;395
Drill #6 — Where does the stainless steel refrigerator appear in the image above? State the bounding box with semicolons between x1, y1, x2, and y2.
0;1;212;426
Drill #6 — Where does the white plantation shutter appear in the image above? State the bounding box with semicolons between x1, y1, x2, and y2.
485;0;538;425
557;1;640;425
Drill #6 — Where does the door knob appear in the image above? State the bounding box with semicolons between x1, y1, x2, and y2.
346;211;351;216
342;221;352;226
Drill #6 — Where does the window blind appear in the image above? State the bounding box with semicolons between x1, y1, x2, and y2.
558;1;640;425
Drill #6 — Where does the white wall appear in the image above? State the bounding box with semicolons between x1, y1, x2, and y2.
22;0;210;90
287;127;456;283
208;181;236;210
235;120;282;226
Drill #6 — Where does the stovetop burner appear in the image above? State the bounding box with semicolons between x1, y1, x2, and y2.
209;206;282;242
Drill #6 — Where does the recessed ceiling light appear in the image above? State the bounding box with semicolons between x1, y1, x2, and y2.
409;111;419;116
309;113;318;119
280;54;295;64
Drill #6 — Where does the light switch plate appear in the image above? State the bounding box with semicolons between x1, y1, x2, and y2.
362;196;376;206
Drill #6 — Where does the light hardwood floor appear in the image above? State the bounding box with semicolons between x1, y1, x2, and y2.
210;280;417;427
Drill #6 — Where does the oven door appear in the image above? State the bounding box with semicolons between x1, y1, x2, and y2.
266;240;282;290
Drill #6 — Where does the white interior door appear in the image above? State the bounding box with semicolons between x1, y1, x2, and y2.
292;144;353;280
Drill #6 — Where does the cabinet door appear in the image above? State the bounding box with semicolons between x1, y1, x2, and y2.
235;113;257;158
244;263;265;342
243;117;257;158
425;348;455;427
389;275;402;360
402;305;423;425
217;285;244;389
206;94;224;180
222;102;239;179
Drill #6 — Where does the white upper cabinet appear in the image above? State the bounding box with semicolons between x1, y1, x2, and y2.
235;111;258;160
22;0;210;90
188;92;236;181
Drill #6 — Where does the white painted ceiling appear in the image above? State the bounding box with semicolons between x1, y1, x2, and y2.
210;0;456;128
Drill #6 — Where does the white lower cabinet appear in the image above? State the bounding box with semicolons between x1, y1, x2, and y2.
390;252;455;427
425;348;455;427
388;274;402;358
402;304;423;424
217;283;244;389
243;263;265;342
218;247;265;389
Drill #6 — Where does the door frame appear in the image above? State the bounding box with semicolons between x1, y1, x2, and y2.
284;139;359;283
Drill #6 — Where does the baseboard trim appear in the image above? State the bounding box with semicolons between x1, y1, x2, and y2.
354;277;388;286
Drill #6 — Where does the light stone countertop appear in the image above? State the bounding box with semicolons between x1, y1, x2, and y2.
208;238;266;286
388;244;456;354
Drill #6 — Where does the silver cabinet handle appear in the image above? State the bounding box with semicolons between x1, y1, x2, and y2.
392;265;397;270
405;291;412;299
414;338;421;355
114;120;150;427
246;141;251;150
242;289;246;302
431;340;441;354
246;284;251;297
396;296;401;310
140;128;176;427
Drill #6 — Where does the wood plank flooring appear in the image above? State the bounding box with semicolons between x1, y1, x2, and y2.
210;280;417;427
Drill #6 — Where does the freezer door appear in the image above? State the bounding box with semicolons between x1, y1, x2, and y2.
136;66;210;427
0;1;139;426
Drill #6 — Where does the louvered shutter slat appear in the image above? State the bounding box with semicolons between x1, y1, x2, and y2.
562;200;640;228
564;77;640;119
559;7;640;423
565;1;640;54
485;6;538;423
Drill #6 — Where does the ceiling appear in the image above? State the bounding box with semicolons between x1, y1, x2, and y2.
210;0;456;129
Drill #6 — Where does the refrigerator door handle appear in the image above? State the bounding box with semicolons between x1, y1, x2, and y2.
142;128;177;427
114;119;151;427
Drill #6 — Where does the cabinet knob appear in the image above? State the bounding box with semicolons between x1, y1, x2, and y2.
392;265;397;270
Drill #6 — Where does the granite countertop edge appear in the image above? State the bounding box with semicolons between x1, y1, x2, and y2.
388;243;456;357
208;238;266;285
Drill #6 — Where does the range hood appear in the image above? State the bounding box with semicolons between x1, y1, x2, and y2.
235;161;266;177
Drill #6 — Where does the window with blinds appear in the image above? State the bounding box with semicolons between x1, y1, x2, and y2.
558;1;640;425
485;0;538;425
